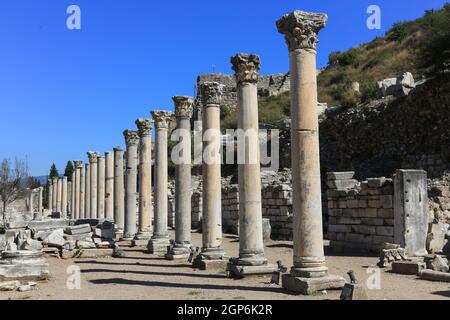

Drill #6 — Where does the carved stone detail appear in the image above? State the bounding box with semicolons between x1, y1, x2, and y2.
198;82;224;106
173;96;194;119
151;110;174;129
135;118;154;137
123;130;140;146
231;53;261;84
276;10;327;51
87;152;100;164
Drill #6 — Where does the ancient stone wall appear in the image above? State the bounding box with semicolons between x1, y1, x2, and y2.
327;172;395;252
222;185;239;234
261;184;293;240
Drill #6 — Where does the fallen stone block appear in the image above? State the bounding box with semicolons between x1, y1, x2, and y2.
43;229;66;248
64;224;91;235
76;240;96;249
327;172;355;181
20;239;43;252
427;255;449;272
64;232;93;242
391;260;426;275
420;270;450;282
73;248;114;259
0;280;20;291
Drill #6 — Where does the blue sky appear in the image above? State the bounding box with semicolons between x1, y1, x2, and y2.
0;0;447;176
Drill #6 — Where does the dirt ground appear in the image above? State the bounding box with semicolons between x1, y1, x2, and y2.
2;230;450;300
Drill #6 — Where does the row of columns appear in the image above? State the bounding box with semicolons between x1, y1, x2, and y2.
47;176;68;216
45;9;343;294
28;187;44;214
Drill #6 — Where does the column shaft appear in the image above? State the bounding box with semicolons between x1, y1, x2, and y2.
80;166;86;219
85;164;91;218
97;156;106;219
62;176;68;216
57;178;63;213
114;147;125;230
124;131;139;239
105;152;114;220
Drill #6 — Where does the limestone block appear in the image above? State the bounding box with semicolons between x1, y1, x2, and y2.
327;172;355;181
376;226;394;237
351;225;376;235
327;179;359;190
380;195;393;209
429;255;449;272
20;239;43;251
377;209;394;218
43;229;66;248
391;261;426;275
367;177;386;188
361;218;384;226
368;200;381;208
328;225;351;233
0;280;20;291
64;224;91;235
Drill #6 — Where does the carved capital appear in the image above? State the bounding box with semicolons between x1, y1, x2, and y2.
231;53;261;84
151;110;174;129
74;160;83;168
87;152;100;163
198;82;224;106
173;96;194;119
123;130;140;146
135;118;154;137
276;10;327;51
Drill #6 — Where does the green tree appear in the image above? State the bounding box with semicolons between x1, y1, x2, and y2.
26;177;41;189
64;161;74;181
49;163;59;179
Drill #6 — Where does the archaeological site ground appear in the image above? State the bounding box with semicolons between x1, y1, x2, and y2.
1;0;450;313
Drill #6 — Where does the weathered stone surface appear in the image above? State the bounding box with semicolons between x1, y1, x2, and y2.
43;229;66;248
327;172;355;181
420;270;450;282
64;224;91;235
377;72;415;98
20;239;43;251
391;260;426;275
0;280;20;291
282;274;346;295
428;255;449;272
426;223;446;254
340;283;369;300
227;263;278;279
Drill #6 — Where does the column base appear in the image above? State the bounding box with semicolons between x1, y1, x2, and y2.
147;237;171;255
131;232;152;247
282;273;346;295
227;258;278;279
165;242;191;260
192;249;228;272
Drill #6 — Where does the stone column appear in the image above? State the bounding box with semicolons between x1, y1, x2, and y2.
79;165;86;219
123;130;139;240
97;155;106;219
227;53;276;278
57;177;63;213
52;177;58;212
87;152;100;219
70;171;75;216
114;147;125;230
148;111;173;254
62;176;68;217
73;161;83;219
85;164;91;218
48;180;53;211
193;82;227;270
166;96;193;260
105;152;114;220
38;187;43;213
277;10;344;294
133;118;154;246
28;189;34;212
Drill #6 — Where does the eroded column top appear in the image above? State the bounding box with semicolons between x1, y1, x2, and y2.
114;146;124;152
276;10;327;51
173;96;194;119
123;130;140;146
87;152;101;164
231;53;260;84
135;118;154;137
198;81;224;106
151;111;174;129
74;160;83;169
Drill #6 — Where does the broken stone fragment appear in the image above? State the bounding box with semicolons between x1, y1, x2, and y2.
428;255;449;273
20;239;43;252
0;280;20;291
43;229;66;248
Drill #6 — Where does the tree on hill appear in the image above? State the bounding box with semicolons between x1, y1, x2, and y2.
64;161;74;181
26;177;41;189
0;158;29;217
49;163;59;180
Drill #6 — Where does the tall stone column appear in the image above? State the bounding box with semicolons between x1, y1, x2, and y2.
87;152;100;219
97;155;106;219
228;54;276;278
166;96;193;260
74;161;83;219
79;165;86;219
70;171;75;216
105;151;114;220
28;189;34;213
114;147;125;230
277;10;344;294
123;130;139;240
38;187;43;213
57;177;63;213
62;176;68;217
85;164;91;218
48;180;53;211
133;118;154;246
148;111;173;254
193;82;227;271
52;177;58;212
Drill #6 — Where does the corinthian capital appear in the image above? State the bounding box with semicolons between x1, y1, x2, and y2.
74;160;84;169
123;130;140;146
173;96;194;119
199;82;224;106
87;152;100;163
135;118;154;137
151;110;174;129
231;53;261;84
276;10;327;51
